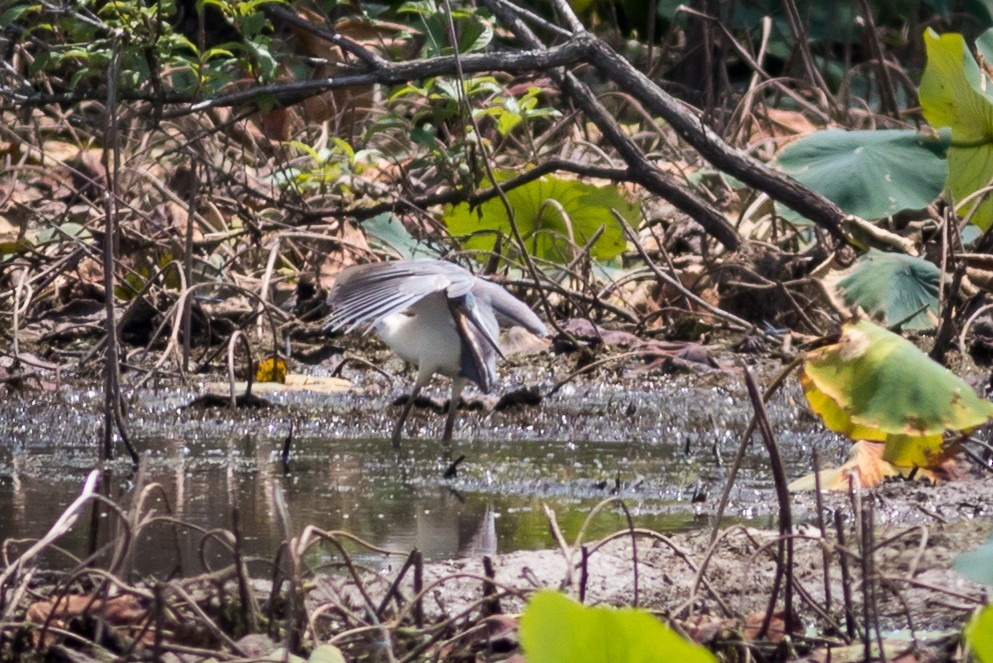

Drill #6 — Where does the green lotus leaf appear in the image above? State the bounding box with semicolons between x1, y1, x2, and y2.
833;249;941;331
444;173;634;264
955;534;993;587
966;604;993;663
776;129;948;220
520;590;716;663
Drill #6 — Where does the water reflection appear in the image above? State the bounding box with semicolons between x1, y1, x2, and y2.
0;435;726;576
0;378;840;577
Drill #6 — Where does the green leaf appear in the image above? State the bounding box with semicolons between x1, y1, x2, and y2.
268;648;306;663
833;249;940;331
965;605;993;663
802;320;993;466
520;590;716;663
363;212;439;260
454;16;493;54
0;238;33;256
443;173;634;264
775;129;948;220
2;3;38;23
955;534;993;586
240;9;267;37
920;28;993;229
308;644;346;663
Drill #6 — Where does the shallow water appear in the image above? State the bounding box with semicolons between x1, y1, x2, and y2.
0;366;844;576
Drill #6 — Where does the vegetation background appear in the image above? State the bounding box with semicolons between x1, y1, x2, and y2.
5;0;993;660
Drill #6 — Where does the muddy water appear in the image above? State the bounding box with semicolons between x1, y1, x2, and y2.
0;369;844;575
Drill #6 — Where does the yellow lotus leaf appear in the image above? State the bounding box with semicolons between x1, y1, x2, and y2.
802;320;993;467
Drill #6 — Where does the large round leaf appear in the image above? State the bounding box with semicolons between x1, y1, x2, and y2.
832;249;941;331
802;320;993;466
775;129;948;221
443;173;634;264
520;590;715;663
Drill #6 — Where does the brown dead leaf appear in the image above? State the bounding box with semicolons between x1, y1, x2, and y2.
741;611;788;643
151;199;204;242
65;148;107;201
788;440;955;491
805;641;919;662
40;140;83;165
0;214;19;239
28;594;151;646
635;339;716;373
746;105;820;145
501;325;551;357
294;15;415;130
558;317;641;347
677;611;789;644
317;222;371;289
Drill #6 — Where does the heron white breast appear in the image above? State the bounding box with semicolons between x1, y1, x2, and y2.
375;292;463;378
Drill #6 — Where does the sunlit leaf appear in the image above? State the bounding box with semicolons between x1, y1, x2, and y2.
920;28;993;229
206;374;351;396
255;356;287;384
0;239;32;256
444;173;634;264
802;320;993;466
830;249;941;331
775;129;948;220
520;590;716;663
965;605;993;663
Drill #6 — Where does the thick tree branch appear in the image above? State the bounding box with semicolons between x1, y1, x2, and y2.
488;0;852;244
482;0;742;250
583;36;850;241
2;42;590;113
171;42;591;118
5;3;857;248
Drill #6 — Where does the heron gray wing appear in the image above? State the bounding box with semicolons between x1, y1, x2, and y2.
327;260;476;333
471;279;548;337
448;295;498;392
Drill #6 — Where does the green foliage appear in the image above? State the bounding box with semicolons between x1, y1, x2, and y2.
474;86;562;137
6;0;282;95
965;605;993;663
443;173;635;264
399;0;494;57
775;129;948;221
802;320;993;467
835;249;940;331
390;76;503;131
919;28;993;229
957;533;993;660
276;137;380;196
520;590;716;663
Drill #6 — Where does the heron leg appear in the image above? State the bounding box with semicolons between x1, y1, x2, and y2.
391;382;423;449
443;377;467;443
